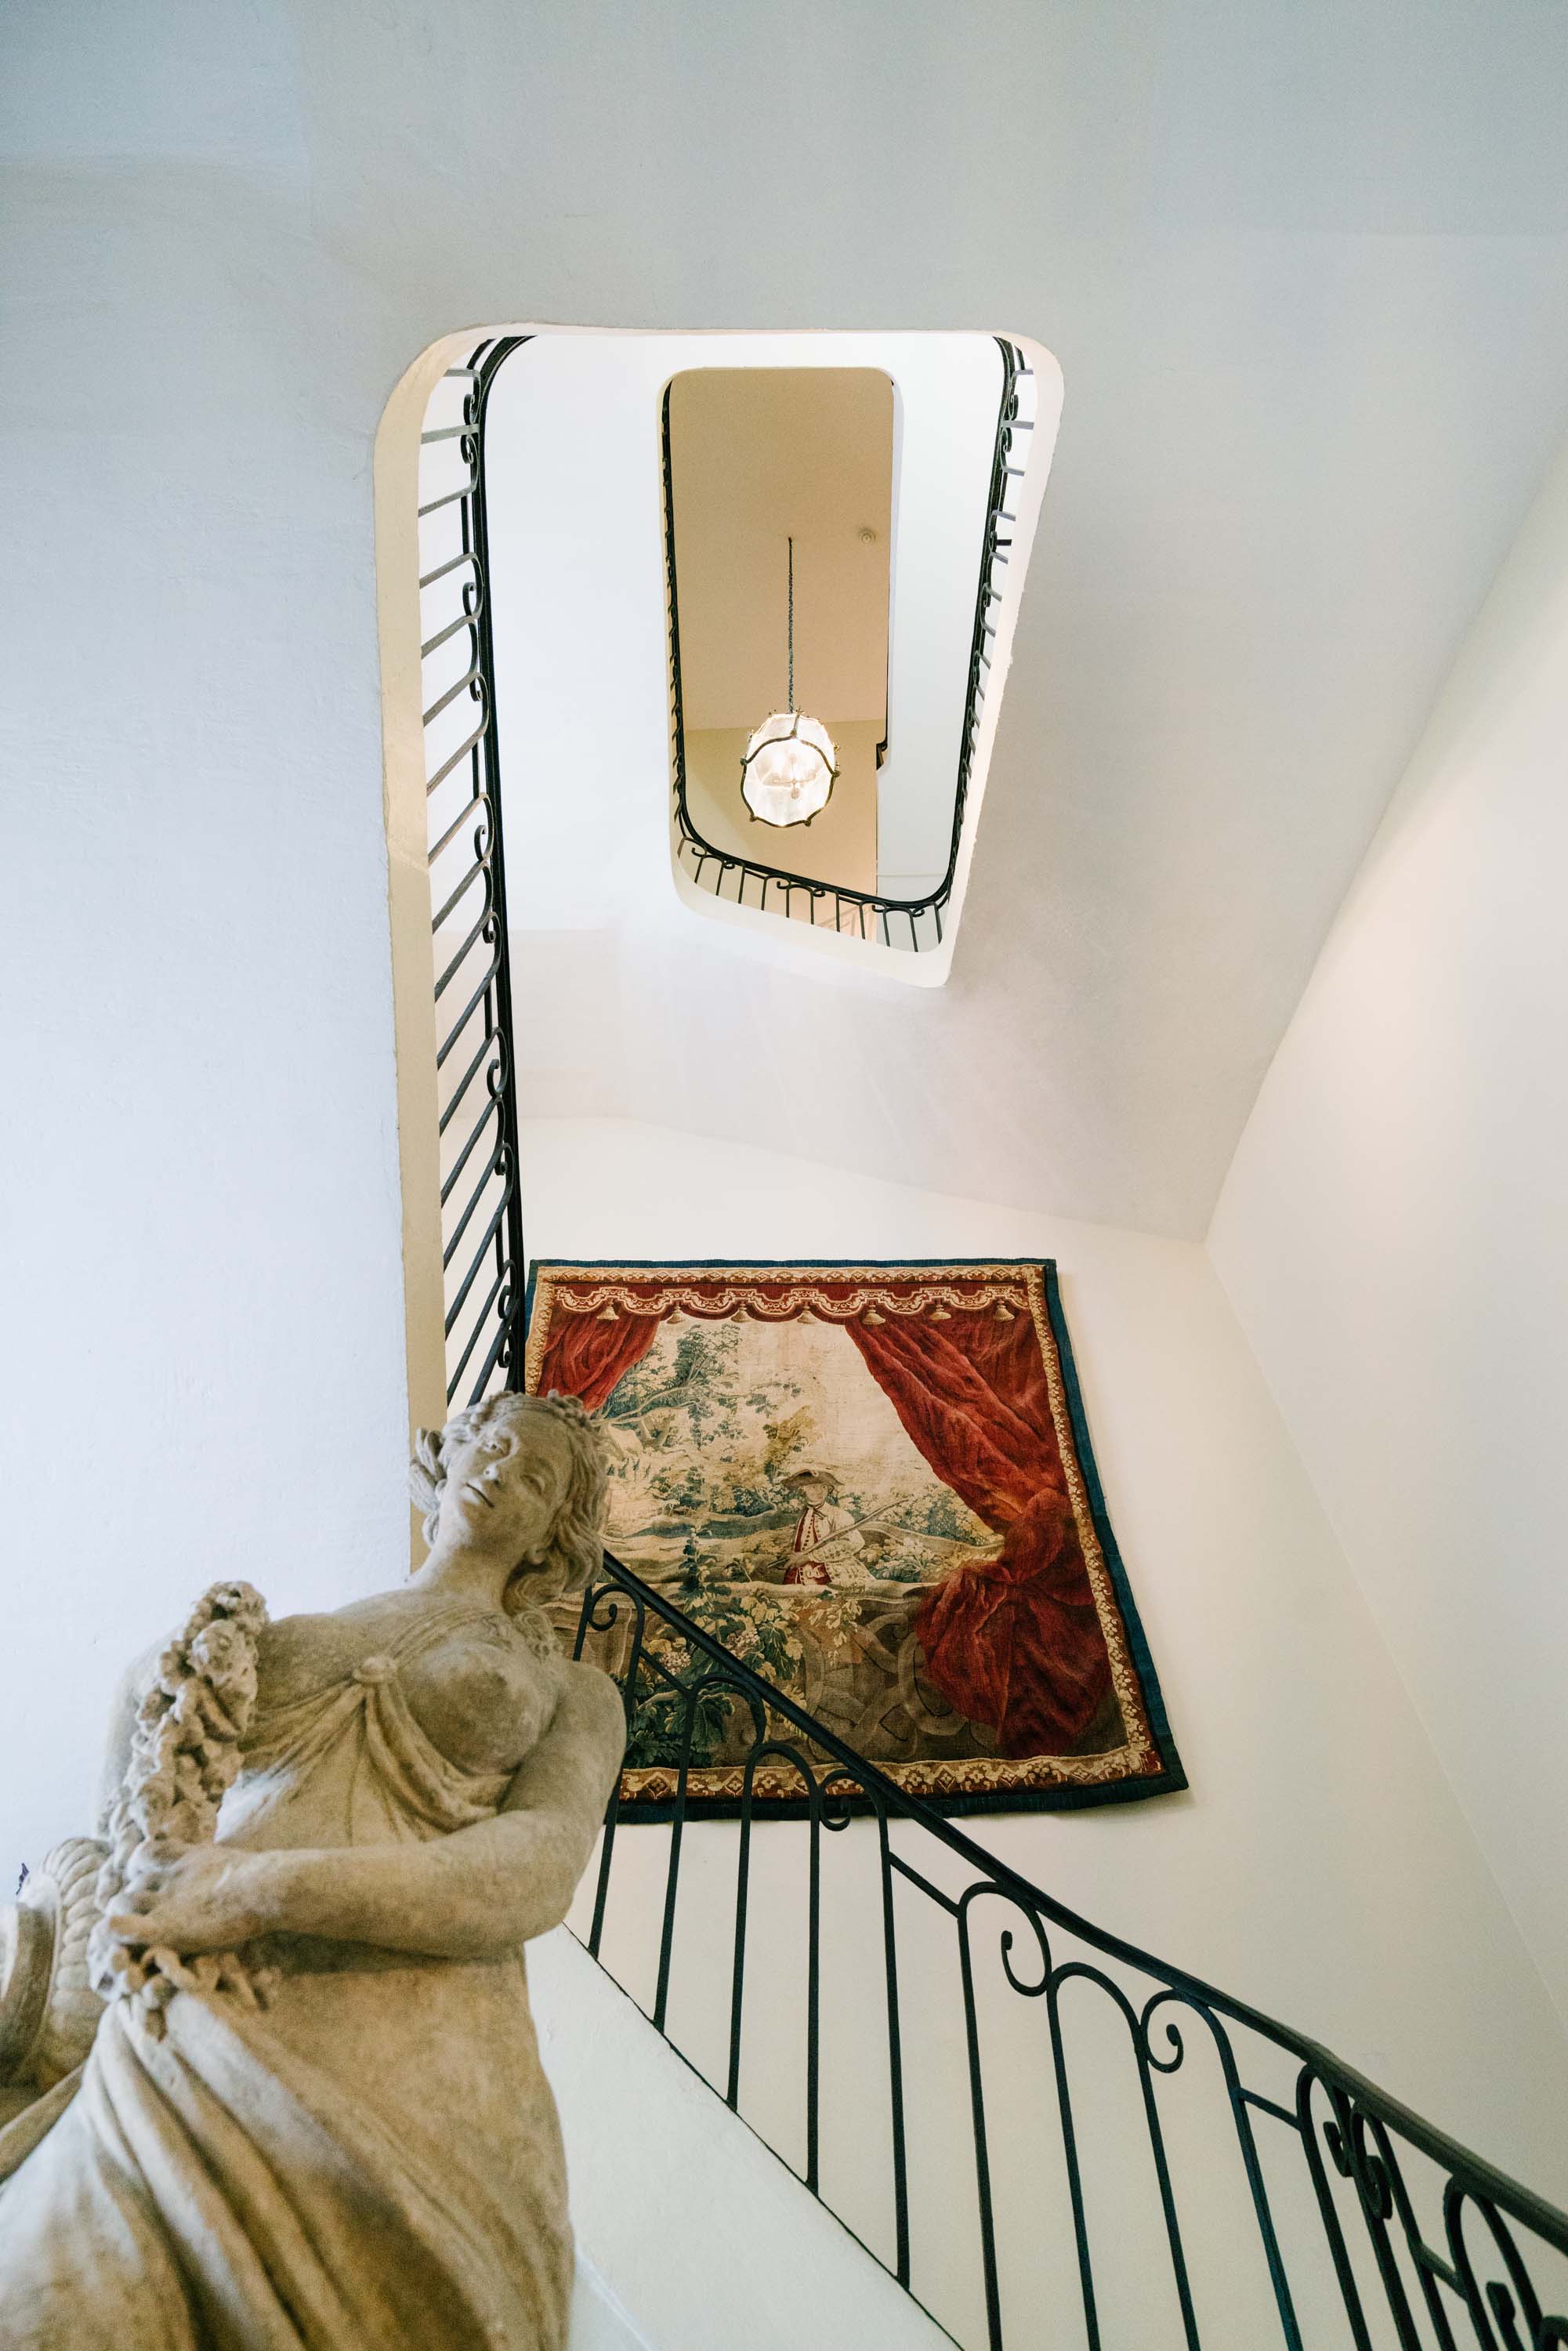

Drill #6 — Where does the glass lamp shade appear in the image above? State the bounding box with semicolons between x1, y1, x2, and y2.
739;711;838;828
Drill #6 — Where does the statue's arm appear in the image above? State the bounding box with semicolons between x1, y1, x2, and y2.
136;1664;628;1963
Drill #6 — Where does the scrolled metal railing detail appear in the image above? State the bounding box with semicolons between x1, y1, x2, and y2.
570;1548;1568;2351
663;339;1036;954
419;345;1565;2331
418;338;530;1406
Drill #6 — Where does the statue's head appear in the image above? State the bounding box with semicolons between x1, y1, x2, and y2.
409;1391;609;1612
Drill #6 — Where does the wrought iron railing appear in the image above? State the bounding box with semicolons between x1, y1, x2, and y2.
418;337;530;1406
420;335;1563;2342
417;339;1036;1396
662;339;1037;954
569;1549;1568;2351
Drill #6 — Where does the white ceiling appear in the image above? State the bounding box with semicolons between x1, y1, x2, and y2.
433;4;1568;1241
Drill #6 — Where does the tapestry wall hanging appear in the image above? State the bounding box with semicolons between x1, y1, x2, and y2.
524;1260;1186;1817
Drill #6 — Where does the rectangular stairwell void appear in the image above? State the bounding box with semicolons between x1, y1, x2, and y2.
470;329;1059;984
379;326;1061;1420
664;366;894;922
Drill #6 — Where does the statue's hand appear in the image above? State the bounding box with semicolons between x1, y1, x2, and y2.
106;1839;275;1957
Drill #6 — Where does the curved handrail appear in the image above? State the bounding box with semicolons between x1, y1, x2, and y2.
604;1548;1564;2246
419;335;531;1407
576;1547;1568;2349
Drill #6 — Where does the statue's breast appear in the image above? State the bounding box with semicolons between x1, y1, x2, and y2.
398;1625;559;1779
252;1607;559;1787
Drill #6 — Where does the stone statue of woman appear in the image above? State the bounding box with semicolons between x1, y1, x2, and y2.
0;1390;626;2350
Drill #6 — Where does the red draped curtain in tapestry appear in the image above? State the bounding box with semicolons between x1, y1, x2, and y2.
532;1305;663;1410
843;1310;1112;1759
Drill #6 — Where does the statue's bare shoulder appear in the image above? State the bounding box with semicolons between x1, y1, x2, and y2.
557;1657;628;1759
501;1657;625;1831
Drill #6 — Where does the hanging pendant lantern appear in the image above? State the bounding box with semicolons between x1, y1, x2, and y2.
741;538;838;828
741;710;838;828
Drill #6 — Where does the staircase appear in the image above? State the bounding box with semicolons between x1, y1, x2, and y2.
411;347;1568;2351
550;1552;1568;2351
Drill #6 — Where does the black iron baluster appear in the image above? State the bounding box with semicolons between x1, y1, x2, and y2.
653;1663;741;2032
1340;2103;1442;2351
877;1808;911;2288
1124;1987;1204;2349
563;1550;1568;2351
1187;1995;1306;2350
956;1888;1006;2351
727;1754;757;2111
650;1676;699;2033
1297;2068;1379;2351
725;1689;772;2111
806;1772;822;2194
1366;2110;1465;2349
1045;1950;1102;2351
570;1578;646;1960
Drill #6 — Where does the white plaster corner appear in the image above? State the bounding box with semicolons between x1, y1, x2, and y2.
572;2251;657;2351
531;1926;955;2351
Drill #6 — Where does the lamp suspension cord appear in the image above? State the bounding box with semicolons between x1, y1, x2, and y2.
787;534;795;712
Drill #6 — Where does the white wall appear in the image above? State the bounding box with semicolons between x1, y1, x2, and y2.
520;1117;1568;2230
1210;422;1568;2034
1;9;415;1892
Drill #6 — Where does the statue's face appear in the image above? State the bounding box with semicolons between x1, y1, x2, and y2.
438;1408;576;1562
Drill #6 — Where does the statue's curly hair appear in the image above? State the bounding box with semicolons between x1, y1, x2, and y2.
409;1390;609;1610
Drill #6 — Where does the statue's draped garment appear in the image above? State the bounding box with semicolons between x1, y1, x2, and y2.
0;1607;573;2350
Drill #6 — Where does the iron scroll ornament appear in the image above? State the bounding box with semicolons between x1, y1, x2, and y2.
570;1547;1568;2351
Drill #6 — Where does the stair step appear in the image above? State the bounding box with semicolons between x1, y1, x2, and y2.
533;1927;954;2351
